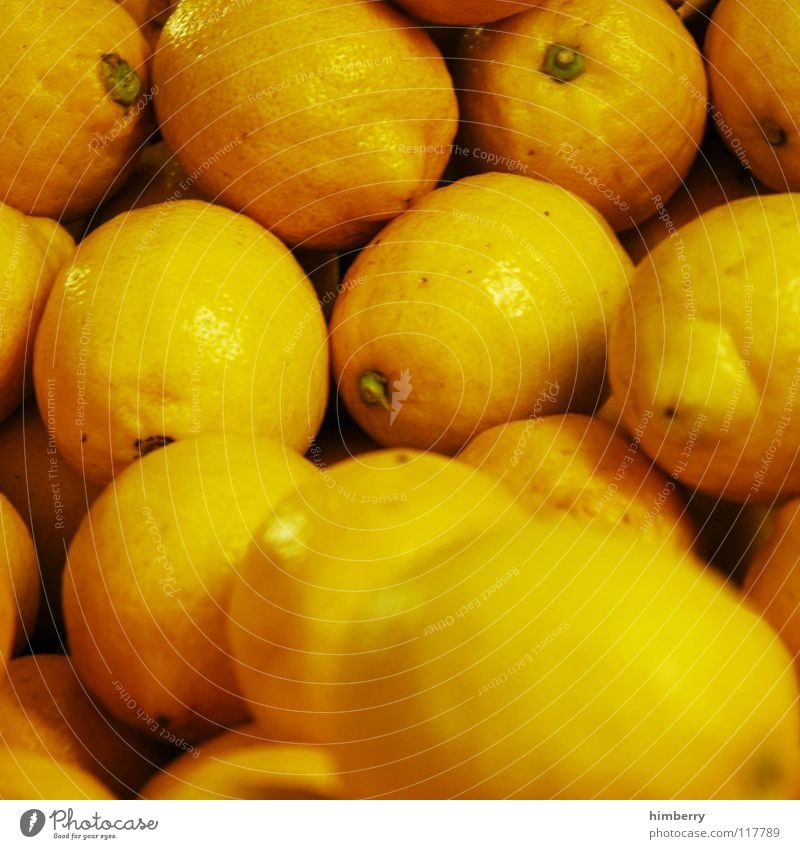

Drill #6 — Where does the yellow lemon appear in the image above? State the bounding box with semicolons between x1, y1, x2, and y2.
705;0;800;191
744;497;800;672
229;467;799;798
63;434;319;743
330;173;632;454
33;200;328;486
0;655;167;796
152;0;458;249
0;202;73;425
455;0;707;230
609;194;800;501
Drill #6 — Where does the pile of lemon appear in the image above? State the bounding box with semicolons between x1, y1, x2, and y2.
1;0;799;800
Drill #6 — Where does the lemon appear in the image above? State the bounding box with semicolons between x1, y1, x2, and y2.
610;194;800;501
33;200;328;485
229;452;799;798
63;434;319;743
330;173;632;453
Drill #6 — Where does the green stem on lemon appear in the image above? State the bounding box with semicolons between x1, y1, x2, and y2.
358;371;391;411
761;120;787;147
541;43;586;82
100;53;142;107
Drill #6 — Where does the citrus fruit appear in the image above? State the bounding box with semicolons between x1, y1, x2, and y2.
153;0;458;250
705;0;800;191
0;655;167;796
744;497;800;669
0;203;73;425
0;408;103;647
229;472;799;798
620;133;772;264
33;200;328;486
0;747;115;800
0;0;150;219
455;0;707;230
392;1;540;25
0;493;39;661
63;434;319;743
141;724;342;800
330;172;632;454
459;414;695;551
609;194;800;502
229;447;534;742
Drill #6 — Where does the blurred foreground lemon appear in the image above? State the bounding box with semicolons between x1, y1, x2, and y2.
0;747;114;800
141;724;342;800
229;451;798;798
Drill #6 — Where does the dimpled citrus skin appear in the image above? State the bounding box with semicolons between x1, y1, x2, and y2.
0;0;150;219
153;0;458;251
0;203;74;425
62;435;320;744
706;0;800;192
33;200;328;486
609;194;800;502
229;470;800;799
456;0;707;231
141;724;342;800
459;414;695;551
330;173;632;454
392;0;542;25
0;655;167;796
0;747;115;800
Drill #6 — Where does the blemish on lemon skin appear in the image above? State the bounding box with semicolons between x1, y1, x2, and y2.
761;120;787;147
749;755;784;795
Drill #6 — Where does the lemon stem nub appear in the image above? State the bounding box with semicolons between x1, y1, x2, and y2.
359;371;391;411
100;53;142;106
541;43;586;82
761;120;787;147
